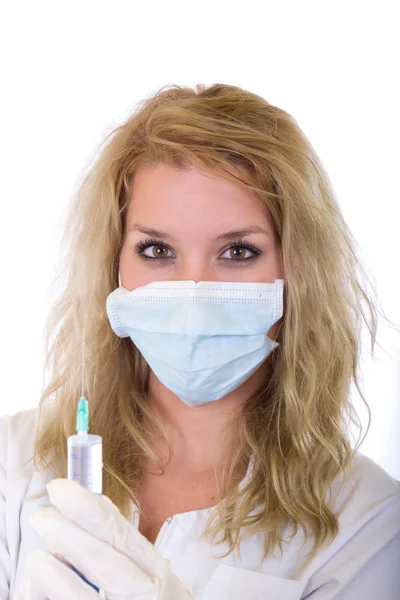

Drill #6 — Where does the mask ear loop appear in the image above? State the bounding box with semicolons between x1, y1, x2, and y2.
118;271;122;287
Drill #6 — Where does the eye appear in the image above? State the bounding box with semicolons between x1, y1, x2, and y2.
219;240;261;262
142;244;173;259
220;246;255;260
135;238;174;261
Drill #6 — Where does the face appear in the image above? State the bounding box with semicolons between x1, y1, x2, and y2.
119;163;284;381
120;162;283;287
120;162;284;348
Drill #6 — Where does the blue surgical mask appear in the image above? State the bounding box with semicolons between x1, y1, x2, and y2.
106;276;284;407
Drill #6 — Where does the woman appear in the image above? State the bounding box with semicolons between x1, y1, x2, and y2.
1;83;399;599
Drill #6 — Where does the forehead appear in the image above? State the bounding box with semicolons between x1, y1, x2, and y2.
126;163;275;231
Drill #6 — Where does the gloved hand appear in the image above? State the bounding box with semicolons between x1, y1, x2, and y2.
14;478;194;600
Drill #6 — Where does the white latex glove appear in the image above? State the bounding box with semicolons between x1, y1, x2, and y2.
14;478;194;600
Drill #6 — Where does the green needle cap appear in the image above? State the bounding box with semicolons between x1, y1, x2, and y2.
76;397;89;432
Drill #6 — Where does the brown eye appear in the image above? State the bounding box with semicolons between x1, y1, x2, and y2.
221;246;254;260
229;247;248;260
219;240;261;263
135;239;174;261
151;244;169;258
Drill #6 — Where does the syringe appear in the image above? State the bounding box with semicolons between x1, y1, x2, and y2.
67;397;102;494
67;329;103;595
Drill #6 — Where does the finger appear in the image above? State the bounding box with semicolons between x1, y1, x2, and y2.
14;550;100;600
46;479;167;577
31;506;159;598
13;563;47;600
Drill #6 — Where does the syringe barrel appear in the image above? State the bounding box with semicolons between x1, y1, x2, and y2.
67;433;103;594
67;434;103;495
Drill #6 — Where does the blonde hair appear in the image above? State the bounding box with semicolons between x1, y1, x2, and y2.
32;83;382;574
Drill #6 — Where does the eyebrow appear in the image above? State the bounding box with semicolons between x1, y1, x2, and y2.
128;223;271;240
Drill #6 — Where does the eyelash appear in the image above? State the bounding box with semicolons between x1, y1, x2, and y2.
134;237;262;265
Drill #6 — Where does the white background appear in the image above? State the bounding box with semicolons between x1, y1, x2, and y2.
0;1;398;478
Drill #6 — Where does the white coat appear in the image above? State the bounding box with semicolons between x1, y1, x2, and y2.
1;408;399;599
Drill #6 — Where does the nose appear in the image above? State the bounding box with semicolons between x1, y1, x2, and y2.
170;260;221;283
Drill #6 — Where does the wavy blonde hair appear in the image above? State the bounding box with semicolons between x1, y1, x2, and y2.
32;83;382;575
